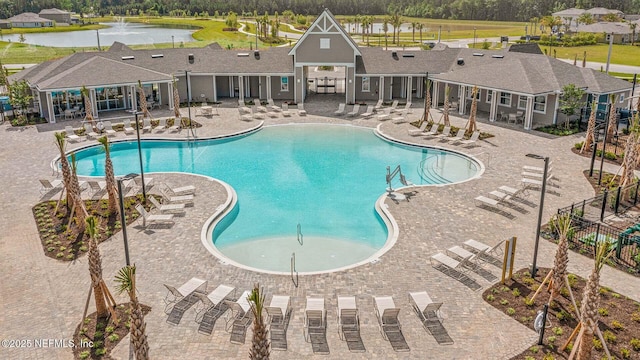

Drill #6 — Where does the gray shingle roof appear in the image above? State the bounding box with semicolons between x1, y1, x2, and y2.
553;8;586;17
8;12;52;23
588;7;623;15
39;8;69;15
356;47;461;75
577;22;632;34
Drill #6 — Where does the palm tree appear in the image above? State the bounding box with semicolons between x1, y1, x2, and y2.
549;214;572;306
606;94;618;142
248;284;269;359
530;17;539;35
443;85;451;127
417;23;424;44
81;86;95;127
466;86;478;133
410;22;417;42
421;78;432;125
576;241;613;360
0;59;11;103
172;76;181;123
97;136;118;214
629;22;637;46
390;13;402;44
137;80;152;120
114;265;150;360
354;14;361;36
577;13;594;26
86;216;109;319
540;15;560;34
621;115;640;188
382;17;390;48
581;100;598;154
54;133;86;227
70;153;88;227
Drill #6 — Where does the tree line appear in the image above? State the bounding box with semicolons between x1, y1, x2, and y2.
3;0;640;21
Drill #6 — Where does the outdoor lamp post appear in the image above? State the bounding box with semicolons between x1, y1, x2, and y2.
172;35;175;49
526;153;549;278
117;173;138;266
185;70;193;138
473;27;477;48
133;111;147;203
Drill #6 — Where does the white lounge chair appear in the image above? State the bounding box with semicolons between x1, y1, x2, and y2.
252;108;265;120
422;124;440;137
193;284;236;323
87;180;106;195
347;104;360;117
337;296;365;352
443;128;466;143
408;291;452;344
102;121;116;136
297;103;307;116
133;177;154;192
374;296;409;352
64;126;81;142
392;109;408;124
360;105;375;118
388;100;399;112
433;126;452;139
523;161;553;172
149;196;185;214
167;118;180;132
224;290;252;332
463;239;506;257
430;252;473;278
408;122;429;136
162;183;196;196
83;123;99;139
142;118;152;132
447;245;487;266
254;99;267;113
39;179;63;194
123;119;135;134
135;204;174;227
160;187;194;205
266;295;291;327
281;103;292;117
334;103;346;116
459;130;480;146
303;297;326;343
377;108;392;121
394;102;411;114
155;118;167;132
163;277;208;314
373;99;384;110
267;99;281;111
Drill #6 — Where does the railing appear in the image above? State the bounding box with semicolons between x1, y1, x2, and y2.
290;252;299;287
297;223;303;245
557;181;640;224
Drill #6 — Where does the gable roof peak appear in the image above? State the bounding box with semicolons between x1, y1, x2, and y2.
287;9;361;57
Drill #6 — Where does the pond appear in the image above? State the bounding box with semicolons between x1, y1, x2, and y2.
1;21;195;48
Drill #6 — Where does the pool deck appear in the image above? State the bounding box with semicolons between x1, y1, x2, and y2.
1;98;640;359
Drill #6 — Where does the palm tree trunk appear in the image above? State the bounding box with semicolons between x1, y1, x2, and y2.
549;214;571;305
580;101;597;153
249;284;270;360
443;85;451;127
137;81;152;119
466;86;478;133
130;297;150;360
88;236;108;318
576;269;600;360
606;95;617;143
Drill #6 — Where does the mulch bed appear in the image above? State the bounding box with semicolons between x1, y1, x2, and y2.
484;268;640;360
72;303;151;359
33;195;153;262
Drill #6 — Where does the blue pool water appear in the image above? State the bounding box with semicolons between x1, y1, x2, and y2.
72;124;481;272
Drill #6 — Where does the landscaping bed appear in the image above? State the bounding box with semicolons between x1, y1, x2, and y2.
483;268;640;360
409;120;495;140
72;303;151;359
33;195;152;261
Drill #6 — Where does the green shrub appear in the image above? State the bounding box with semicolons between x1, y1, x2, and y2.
512;288;521;297
553;327;563;336
593;338;603;351
632;312;640;322
630;338;640;350
621;347;631;358
611;320;625;330
105;326;115;334
486;294;495;301
598;307;609;316
94;331;103;339
603;330;616;344
542;353;555;360
108;334;119;342
94;348;106;356
507;308;516;315
524;298;535;307
79;350;90;359
530;345;539;353
500;299;509;305
574;142;584;149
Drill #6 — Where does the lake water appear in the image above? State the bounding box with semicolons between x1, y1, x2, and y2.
0;22;195;47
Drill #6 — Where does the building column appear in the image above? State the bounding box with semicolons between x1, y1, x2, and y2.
168;82;174;110
346;66;356;104
432;81;439;108
46;92;55;123
489;90;498;122
458;85;466;115
553;94;560;125
379;76;384;101
130;85;137;111
266;76;271;100
90;88;98;118
407;76;413;102
238;76;245;101
295;66;304;103
524;95;534;130
212;76;217;102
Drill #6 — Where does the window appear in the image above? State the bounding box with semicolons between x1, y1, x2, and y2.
486;90;493;103
499;92;511;106
361;77;370;92
518;95;527;110
620;94;625;103
534;95;546;112
280;77;288;92
320;38;330;49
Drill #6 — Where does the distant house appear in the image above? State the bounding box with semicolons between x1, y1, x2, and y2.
587;7;624;21
0;19;12;29
8;12;54;28
552;8;586;31
39;8;71;24
576;22;637;44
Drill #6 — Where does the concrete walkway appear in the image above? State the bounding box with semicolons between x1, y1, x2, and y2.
1;99;639;359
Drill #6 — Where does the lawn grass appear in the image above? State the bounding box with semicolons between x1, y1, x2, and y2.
553;43;640;67
0;41;83;63
0;23;107;35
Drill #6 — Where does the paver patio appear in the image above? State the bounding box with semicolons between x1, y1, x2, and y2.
1;97;639;359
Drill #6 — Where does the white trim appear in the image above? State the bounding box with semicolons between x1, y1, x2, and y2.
212;76;217;102
295;62;355;67
361;76;370;92
533;94;547;114
288;10;361;57
517;95;527;110
486;89;493;104
499;91;512;107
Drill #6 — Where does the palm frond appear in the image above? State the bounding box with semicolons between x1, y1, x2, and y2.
85;216;97;239
114;265;136;296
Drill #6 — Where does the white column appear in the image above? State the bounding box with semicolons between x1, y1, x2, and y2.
238;76;244;101
130;85;137;111
489;90;498;122
379;76;384;101
266;76;272;100
459;85;466;115
46;92;55;123
168;82;174;110
432;81;439;108
229;77;234;98
186;72;192;102
553;94;560;125
525;95;534;130
407;76;413;102
212;76;217;102
90;89;98;118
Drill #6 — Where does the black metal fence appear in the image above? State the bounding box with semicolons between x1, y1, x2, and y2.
556;181;640;275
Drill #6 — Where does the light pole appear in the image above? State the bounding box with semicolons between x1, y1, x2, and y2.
133;112;147;203
255;22;259;50
473;27;477;48
185;70;193;138
117;173;138;266
526;153;549;278
172;35;175;49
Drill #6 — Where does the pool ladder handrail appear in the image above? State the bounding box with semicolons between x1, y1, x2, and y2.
297;223;303;245
291;252;299;287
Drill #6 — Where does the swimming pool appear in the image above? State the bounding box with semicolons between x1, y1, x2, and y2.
72;124;483;274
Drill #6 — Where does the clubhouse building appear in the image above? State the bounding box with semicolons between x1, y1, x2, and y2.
10;9;633;130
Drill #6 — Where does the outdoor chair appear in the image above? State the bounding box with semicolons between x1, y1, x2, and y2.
83;123;99;139
133;177;154;192
254;99;267;113
446;245;487;267
160;187;194;205
134;204;174;228
266;295;291;351
267;99;281;111
155;118;167;132
458;130;480;146
281;103;292;117
39;179;63;194
394;102;411;114
192;284;235;334
224;290;253;344
422;124;441;138
161;183;196;196
304;297;329;354
163;277;208;315
337;296;365;352
443;128;466;143
238;100;251;114
347;104;360;117
389;100;399;112
87;180;106;195
374;296;409;352
429;252;473;279
392;109;408;124
408;291;453;345
374;99;384;110
167;119;180;132
516;110;524;123
101;121;117;137
334;103;346;116
360;105;375;118
64;126;81;142
377;108;392;121
408;122;429;136
297;103;307;116
523;160;554;173
64;109;75;120
142;118;152;132
252;108;265;120
463;239;506;257
148;196;185;214
123;119;135;134
433;126;452;140
474;195;504;211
